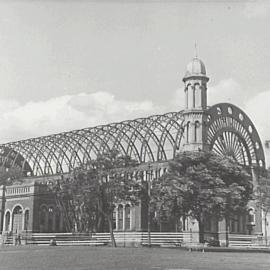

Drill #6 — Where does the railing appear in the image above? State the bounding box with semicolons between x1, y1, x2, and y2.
5;186;31;195
1;231;193;247
3;232;268;248
228;234;266;247
94;232;192;247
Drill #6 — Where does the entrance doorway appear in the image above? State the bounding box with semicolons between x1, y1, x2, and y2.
12;206;23;234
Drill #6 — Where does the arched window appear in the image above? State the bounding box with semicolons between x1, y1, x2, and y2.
194;121;200;142
118;205;123;231
248;208;255;224
188;85;193;109
5;212;10;231
48;207;54;232
194;84;201;107
125;205;131;231
24;210;29;231
185;87;188;109
186;122;190;143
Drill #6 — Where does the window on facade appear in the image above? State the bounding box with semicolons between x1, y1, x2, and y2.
12;206;23;233
194;121;200;142
24;210;29;231
48;207;54;232
13;206;23;215
113;209;116;230
194;84;201;107
125;205;131;231
248;208;255;224
118;205;123;231
186;122;190;143
5;212;10;231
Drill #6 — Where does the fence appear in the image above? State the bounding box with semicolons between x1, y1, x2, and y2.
1;231;269;248
228;234;270;247
1;231;193;247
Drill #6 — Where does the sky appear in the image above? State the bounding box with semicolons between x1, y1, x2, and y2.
0;0;270;163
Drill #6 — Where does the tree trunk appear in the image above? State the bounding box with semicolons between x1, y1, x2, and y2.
225;215;230;247
265;213;268;246
198;219;205;243
107;214;116;248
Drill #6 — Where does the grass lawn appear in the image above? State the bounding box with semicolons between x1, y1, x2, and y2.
0;245;270;270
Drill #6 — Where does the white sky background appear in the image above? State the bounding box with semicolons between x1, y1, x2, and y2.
0;0;270;163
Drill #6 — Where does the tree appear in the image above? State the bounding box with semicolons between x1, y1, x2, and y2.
152;151;253;244
0;167;24;186
50;149;140;247
255;169;270;245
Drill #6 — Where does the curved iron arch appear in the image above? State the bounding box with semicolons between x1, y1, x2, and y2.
205;103;265;168
0;111;186;176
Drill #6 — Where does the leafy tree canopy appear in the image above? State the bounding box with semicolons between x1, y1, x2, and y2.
152;151;253;240
50;149;140;246
0;167;24;186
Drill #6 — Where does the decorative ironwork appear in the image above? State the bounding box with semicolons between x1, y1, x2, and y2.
0;111;185;176
0;102;265;176
205;103;265;168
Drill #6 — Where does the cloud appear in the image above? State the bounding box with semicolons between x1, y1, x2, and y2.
208;78;246;108
245;90;270;142
244;90;270;167
243;1;270;19
170;87;185;111
0;92;163;143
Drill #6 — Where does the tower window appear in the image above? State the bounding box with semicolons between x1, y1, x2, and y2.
194;121;200;142
186;122;190;143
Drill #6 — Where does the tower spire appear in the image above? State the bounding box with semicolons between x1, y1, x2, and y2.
194;41;198;58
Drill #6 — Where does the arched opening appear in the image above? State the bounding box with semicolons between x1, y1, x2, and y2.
194;84;201;108
48;207;54;232
24;210;29;231
194;121;200;142
39;206;48;233
186;122;190;143
125;205;131;231
118;205;123;231
5;211;11;231
12;205;23;233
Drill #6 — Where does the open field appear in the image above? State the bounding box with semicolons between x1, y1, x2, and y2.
0;246;270;270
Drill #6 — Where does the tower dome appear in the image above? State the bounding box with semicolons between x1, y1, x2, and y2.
183;57;209;82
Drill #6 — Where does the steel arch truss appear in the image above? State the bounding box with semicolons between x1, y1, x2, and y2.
0;111;185;176
205;103;265;168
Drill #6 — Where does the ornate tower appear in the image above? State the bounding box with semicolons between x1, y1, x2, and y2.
182;57;209;151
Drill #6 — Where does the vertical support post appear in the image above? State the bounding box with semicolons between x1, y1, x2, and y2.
146;163;152;248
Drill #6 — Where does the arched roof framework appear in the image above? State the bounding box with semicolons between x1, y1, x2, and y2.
0;111;185;176
0;103;265;176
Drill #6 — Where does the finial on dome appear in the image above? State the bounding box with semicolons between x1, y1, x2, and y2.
195;41;198;58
